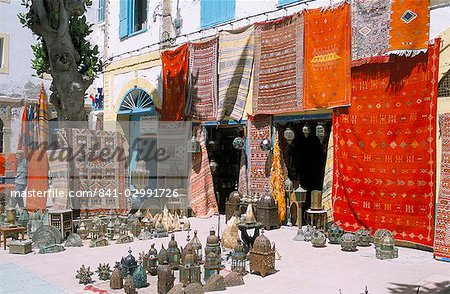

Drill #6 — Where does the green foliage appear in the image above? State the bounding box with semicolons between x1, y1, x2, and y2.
18;0;102;80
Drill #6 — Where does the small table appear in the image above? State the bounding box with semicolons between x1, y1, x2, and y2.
0;226;26;250
237;222;263;254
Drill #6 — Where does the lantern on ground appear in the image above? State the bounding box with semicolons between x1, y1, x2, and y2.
205;229;221;260
121;248;138;277
256;188;279;230
249;231;276;277
156;220;168;238
355;228;371;247
327;224;344;244
158;245;169;265
340;233;357;252
284;127;295;145
120;222;128;236
167;234;181;270
311;230;327;248
226;187;241;221
107;220;115;240
130;218;141;237
231;239;247;275
143;243;158;276
189;230;203;263
376;235;399;260
204;251;221;282
374;229;393;248
157;264;175;294
90;223;99;240
110;264;124;289
132;262;148;288
179;248;201;287
293;186;307;241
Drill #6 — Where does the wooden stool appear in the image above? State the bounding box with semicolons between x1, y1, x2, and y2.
306;209;327;231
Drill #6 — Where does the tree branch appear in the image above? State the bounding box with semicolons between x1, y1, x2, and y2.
33;0;55;34
57;0;69;37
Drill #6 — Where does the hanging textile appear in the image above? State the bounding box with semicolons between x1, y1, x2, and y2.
238;148;248;196
47;149;70;210
17;104;29;156
435;113;450;261
332;40;440;248
25;151;49;211
253;14;304;114
321;130;334;223
186;37;218;121
388;0;429;55
351;0;391;67
248;115;272;198
161;43;189;121
270;132;286;223
303;3;351;109
217;25;254;121
37;83;49;146
189;127;219;218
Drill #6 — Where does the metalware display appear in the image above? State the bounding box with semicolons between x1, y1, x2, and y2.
340;233;358;252
167;234;181;270
249;231;276;277
157;264;175;294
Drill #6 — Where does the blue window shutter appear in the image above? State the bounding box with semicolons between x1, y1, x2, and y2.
278;0;299;6
98;0;105;22
201;0;235;28
119;0;128;38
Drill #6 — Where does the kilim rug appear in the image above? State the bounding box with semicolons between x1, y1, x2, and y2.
161;43;189;121
186;37;218;121
248;115;272;198
47;149;70;210
189;127;218;218
435;113;450;261
303;3;351;110
351;0;391;67
332;40;440;247
388;0;430;54
26;149;49;211
321;130;334;223
218;25;254;121
253;14;304;114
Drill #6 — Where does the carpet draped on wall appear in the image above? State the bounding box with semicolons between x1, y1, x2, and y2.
189;127;219;218
303;3;351;109
351;0;391;66
321;130;334;223
332;41;440;247
186;37;218;121
248;115;272;198
435;113;450;261
161;43;189;121
270;131;286;223
253;14;304;114
217;25;254;121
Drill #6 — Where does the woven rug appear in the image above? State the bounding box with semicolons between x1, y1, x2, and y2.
388;0;429;54
26;149;49;211
303;3;351;109
321;130;334;223
248;115;272;198
47;149;70;210
189;128;218;218
435;113;450;261
186;37;218;121
332;41;440;248
253;14;303;114
218;25;254;121
161;44;189;121
351;0;391;66
238;149;248;196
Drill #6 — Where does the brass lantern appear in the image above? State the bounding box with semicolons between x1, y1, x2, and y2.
158;245;169;265
167;234;181;270
205;229;221;260
204;251;221;282
143;243;158;276
130;218;141;237
156;220;168;238
256;188;279;230
189;230;203;263
226;186;241;221
120;248;138;277
284;127;295;145
107;220;115;240
376;235;399;260
231;239;247;275
157;264;175;294
249;231;276;277
179;248;201;287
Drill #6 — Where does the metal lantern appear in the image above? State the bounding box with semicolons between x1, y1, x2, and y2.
110;264;124;289
284;178;293;226
156;220;168;238
249;231;276;277
143;243;158;276
316;124;325;143
204;251;221;282
121;249;138;277
355;228;372;247
205;229;221;260
293;186;307;241
90;223;100;240
188;135;201;153
302;124;311;138
157;264;175;294
132;262;148;288
260;138;272;151
210;160;218;174
311;230;327;248
340;233;357;252
310;190;323;210
283;127;295;145
179;248;201;287
158;245;169;265
130;218;141;237
231;239;247;275
107;220;115;240
120;222;128;236
375;235;399;260
327;224;344;244
167;234;181;270
374;229;393;248
233;137;245;150
226;187;241;221
189;230;203;263
256;188;279;230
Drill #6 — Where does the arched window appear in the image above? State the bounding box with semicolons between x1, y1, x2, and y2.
118;88;154;114
438;71;450;98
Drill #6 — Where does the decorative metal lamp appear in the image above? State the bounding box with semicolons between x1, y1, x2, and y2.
90;223;100;240
210;159;218;174
107;220;115;240
327;224;344;244
156;220;168;238
355;228;372;247
284;127;295;145
124;274;137;294
204;251;221;282
189;230;203;263
157;264;175;294
374;229;393;248
188;134;201;153
310;190;323;211
226;186;241;221
120;222;129;236
132;262;148;288
293;186;307;241
284;178;294;226
231;239;247;275
167;234;181;270
205;229;221;260
121;248;138;278
158;245;169;265
260;138;272;151
233;137;245;150
316;123;326;144
249;231;276;277
375;235;399;260
77;221;88;239
130;218;141;237
110;264;124;289
143;243;158;276
340;233;358;252
311;230;327;248
179;248;201;287
256;188;279;230
302;124;311;138
114;218;121;239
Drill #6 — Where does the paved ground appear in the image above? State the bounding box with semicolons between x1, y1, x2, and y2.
0;216;449;294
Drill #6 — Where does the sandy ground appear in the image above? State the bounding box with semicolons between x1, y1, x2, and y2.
1;216;449;294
